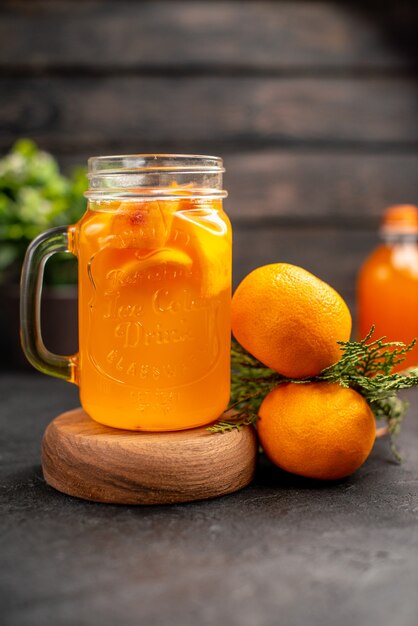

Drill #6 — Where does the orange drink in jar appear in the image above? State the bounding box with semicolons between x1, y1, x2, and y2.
21;155;232;430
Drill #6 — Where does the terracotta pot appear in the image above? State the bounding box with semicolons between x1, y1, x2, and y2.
0;285;78;371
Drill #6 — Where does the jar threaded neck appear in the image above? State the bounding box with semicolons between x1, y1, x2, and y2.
85;154;227;200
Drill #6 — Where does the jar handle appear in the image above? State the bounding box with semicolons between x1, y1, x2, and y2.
20;226;78;383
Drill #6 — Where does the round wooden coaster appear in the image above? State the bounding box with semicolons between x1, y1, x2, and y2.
42;408;258;505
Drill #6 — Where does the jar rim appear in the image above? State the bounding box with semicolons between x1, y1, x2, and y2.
85;154;227;200
88;154;225;175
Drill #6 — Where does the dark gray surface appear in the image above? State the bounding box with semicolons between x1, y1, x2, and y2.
1;373;417;626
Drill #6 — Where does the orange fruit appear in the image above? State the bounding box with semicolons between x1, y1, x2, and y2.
111;199;178;250
231;263;352;377
115;248;193;277
170;202;232;296
258;382;376;480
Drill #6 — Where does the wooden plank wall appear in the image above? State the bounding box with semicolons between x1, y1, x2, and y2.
1;0;417;319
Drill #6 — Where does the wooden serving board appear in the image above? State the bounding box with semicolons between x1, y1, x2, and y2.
42;409;258;505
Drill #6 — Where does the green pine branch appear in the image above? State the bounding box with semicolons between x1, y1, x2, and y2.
209;328;418;461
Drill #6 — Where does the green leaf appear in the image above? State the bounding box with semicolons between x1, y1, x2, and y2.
0;139;87;284
12;138;38;158
0;243;18;269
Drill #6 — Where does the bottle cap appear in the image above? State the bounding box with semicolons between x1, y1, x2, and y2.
381;204;418;235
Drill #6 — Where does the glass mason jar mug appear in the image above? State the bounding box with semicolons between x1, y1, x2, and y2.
21;155;232;431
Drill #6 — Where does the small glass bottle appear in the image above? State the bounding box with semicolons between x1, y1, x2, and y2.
357;205;418;371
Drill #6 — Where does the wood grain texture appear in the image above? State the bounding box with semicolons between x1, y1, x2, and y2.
1;1;415;72
225;151;418;221
1;77;417;148
42;408;258;505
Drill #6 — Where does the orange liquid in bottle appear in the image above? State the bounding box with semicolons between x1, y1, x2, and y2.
74;197;232;430
357;205;418;372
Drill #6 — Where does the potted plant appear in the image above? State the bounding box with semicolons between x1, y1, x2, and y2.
0;139;87;368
